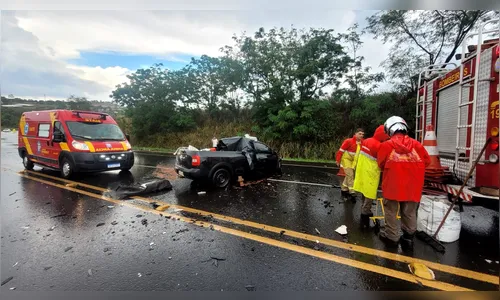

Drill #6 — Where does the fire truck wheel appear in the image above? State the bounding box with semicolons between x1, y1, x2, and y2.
22;153;34;170
60;157;74;179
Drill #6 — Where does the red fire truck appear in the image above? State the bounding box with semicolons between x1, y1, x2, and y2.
415;20;499;204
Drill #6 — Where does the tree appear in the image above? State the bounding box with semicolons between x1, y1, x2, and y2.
111;63;172;108
67;95;92;111
367;10;498;66
338;23;385;101
223;26;352;138
182;55;244;112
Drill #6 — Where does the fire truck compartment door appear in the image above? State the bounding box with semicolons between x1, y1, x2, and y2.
437;84;469;155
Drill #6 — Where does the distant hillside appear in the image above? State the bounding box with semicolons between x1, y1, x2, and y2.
1;96;123;129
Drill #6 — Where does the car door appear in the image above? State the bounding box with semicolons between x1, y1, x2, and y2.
49;121;66;166
253;141;278;173
36;122;59;167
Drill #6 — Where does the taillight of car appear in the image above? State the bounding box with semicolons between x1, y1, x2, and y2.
192;155;201;167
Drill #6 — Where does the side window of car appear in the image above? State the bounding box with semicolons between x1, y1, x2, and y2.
54;121;65;135
254;142;270;153
38;123;51;138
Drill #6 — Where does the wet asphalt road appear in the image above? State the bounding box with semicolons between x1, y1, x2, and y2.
1;132;499;291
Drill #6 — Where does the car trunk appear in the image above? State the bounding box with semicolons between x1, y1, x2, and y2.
176;149;195;169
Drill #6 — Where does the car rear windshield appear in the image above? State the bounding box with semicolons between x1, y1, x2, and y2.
66;121;125;141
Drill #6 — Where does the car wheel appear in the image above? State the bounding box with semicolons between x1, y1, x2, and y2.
212;168;231;188
22;152;34;170
60;157;74;179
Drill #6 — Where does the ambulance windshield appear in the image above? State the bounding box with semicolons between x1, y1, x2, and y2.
66;122;125;141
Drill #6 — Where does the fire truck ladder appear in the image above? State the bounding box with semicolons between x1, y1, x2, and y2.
415;64;456;143
455;19;500;171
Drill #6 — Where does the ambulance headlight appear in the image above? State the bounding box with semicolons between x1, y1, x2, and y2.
72;140;89;151
488;154;498;163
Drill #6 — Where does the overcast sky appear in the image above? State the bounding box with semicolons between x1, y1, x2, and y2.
1;10;392;101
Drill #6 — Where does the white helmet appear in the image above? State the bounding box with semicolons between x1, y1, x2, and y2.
384;116;408;136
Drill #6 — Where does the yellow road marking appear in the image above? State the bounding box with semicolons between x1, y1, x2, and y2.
21;170;500;286
15;171;473;291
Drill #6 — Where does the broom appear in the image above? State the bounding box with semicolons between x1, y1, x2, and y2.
416;137;492;253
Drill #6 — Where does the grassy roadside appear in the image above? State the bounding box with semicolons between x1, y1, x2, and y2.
132;146;337;164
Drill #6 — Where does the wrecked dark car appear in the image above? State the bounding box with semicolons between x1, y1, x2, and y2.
174;137;282;188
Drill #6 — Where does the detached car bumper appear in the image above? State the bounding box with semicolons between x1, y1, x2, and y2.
68;151;134;172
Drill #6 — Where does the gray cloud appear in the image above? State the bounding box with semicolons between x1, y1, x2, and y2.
1;11;111;99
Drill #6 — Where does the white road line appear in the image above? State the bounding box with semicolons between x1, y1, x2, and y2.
281;163;336;169
267;178;337;188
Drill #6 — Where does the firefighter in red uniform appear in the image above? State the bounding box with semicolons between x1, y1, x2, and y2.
377;116;430;250
352;125;389;227
336;128;364;201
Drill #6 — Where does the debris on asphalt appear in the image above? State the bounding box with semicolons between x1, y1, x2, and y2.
10;287;16;290
168;257;172;260
202;256;226;267
315;240;320;244
107;206;114;209
48;226;56;231
485;259;492;264
104;248;111;253
280;230;285;236
137;273;142;278
12;262;18;267
245;285;256;291
315;228;321;235
141;219;148;226
251;247;255;252
64;247;73;252
111;221;118;226
44;267;52;271
105;179;172;199
9;192;16;196
150;202;160;209
335;225;348;235
176;228;189;234
408;263;435;280
209;225;214;231
198;191;207;195
136;215;143;218
88;269;92;276
96;223;105;227
1;276;14;286
173;209;183;213
51;213;67;218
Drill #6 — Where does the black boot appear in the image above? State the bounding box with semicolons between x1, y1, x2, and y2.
379;232;399;249
400;231;415;252
360;213;373;228
349;193;357;203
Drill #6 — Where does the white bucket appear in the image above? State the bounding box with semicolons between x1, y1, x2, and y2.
417;195;461;243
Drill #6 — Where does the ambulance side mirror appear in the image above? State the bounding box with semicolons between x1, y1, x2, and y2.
53;131;64;143
125;134;130;141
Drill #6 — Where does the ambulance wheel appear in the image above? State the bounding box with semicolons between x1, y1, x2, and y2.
60;157;74;179
22;153;34;170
